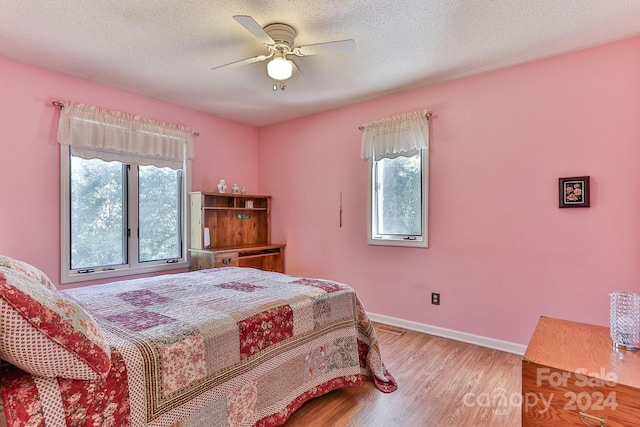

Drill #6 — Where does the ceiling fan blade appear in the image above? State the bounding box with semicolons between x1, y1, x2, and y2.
294;39;356;56
233;15;275;45
211;54;271;70
290;59;306;80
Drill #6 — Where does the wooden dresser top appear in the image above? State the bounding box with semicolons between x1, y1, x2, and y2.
524;316;640;389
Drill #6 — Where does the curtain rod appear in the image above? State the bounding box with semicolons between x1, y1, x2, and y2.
51;101;200;136
358;112;432;131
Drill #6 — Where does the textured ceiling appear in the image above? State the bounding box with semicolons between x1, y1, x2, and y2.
1;1;640;127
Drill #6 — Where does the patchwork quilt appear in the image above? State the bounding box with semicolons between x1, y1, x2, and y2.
0;267;396;426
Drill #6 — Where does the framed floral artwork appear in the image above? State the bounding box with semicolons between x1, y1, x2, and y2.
559;176;590;208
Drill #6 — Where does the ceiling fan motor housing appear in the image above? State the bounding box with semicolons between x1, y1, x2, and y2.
264;23;296;50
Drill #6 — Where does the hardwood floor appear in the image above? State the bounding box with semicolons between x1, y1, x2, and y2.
284;324;522;426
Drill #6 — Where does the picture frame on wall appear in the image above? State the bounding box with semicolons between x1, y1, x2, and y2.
559;176;590;208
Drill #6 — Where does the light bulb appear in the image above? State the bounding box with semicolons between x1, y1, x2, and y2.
267;53;293;81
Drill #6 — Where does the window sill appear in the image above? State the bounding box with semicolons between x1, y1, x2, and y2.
368;238;428;248
61;261;189;284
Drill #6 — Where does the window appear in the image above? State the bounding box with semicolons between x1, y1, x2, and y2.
361;111;430;248
68;157;183;271
69;156;126;270
57;102;194;283
368;150;428;247
138;165;183;262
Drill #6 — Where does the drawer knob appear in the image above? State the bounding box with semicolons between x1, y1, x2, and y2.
578;411;607;427
222;258;232;264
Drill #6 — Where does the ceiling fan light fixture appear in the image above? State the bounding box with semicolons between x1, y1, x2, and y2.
267;53;293;81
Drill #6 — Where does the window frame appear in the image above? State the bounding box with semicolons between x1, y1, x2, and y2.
367;149;429;248
60;145;190;284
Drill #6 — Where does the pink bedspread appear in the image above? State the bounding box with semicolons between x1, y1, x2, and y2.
0;267;396;426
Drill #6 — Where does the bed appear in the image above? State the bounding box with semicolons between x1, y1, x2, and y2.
0;261;396;427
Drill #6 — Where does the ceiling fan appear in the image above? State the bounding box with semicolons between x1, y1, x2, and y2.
212;15;356;91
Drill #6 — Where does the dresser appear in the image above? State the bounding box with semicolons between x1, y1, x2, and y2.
522;316;640;426
189;244;285;273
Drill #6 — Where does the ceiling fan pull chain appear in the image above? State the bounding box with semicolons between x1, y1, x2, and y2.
272;80;287;91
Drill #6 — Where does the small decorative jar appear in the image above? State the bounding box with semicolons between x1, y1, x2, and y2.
217;179;227;193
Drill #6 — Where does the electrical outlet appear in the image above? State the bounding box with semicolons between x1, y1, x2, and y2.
431;292;440;305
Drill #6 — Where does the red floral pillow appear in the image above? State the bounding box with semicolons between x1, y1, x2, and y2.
0;267;111;380
0;255;56;290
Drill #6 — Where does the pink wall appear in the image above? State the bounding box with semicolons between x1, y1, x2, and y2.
3;36;640;346
258;36;640;345
0;56;258;287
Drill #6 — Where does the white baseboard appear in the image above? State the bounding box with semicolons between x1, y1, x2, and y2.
367;313;527;356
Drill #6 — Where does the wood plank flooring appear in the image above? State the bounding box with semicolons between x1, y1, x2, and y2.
283;323;522;426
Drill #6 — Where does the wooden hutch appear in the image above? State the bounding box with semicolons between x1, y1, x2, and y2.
189;191;285;273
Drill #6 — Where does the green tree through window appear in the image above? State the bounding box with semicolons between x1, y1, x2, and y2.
70;157;125;269
70;157;182;270
377;155;422;236
139;165;182;262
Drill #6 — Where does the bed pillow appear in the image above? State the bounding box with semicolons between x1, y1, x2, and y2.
0;267;111;380
0;255;56;290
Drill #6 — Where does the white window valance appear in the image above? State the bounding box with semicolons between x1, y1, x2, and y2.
360;110;430;160
56;102;196;169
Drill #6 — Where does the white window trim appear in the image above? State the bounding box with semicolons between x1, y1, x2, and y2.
367;149;429;248
60;145;191;284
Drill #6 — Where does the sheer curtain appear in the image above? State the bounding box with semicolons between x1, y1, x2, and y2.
56;102;196;169
360;110;430;160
